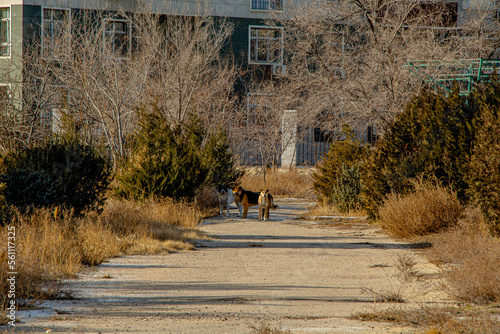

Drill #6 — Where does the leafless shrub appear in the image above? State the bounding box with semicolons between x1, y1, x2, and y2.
361;286;406;303
378;180;463;238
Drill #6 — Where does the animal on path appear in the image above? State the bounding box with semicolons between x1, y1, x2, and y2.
217;185;242;217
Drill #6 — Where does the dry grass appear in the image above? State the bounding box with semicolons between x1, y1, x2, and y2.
423;207;500;304
240;167;315;198
0;198;207;310
378;180;463;238
100;198;206;254
357;206;500;332
352;305;500;334
0;207;122;310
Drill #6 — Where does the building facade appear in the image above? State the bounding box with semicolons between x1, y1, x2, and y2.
0;0;497;165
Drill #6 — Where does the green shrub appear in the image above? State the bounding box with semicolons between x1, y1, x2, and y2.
117;105;242;201
362;87;475;219
469;84;500;236
116;107;207;200
331;163;363;212
202;128;244;188
0;139;112;215
313;125;369;212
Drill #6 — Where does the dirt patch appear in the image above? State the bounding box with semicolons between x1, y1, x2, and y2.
13;199;451;333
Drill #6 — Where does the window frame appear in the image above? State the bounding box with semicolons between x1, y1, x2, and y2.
0;7;11;58
250;0;283;12
103;18;132;59
248;25;284;66
246;92;273;127
41;7;71;59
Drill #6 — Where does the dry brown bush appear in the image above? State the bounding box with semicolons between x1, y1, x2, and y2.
424;207;500;304
240;168;314;199
378;180;463;238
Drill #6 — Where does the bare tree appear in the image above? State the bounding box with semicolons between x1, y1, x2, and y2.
135;5;239;130
10;1;240;166
269;0;499;139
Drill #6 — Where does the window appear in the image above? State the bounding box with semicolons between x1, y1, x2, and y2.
0;8;10;56
251;0;282;12
249;26;283;65
247;93;271;126
104;19;131;58
42;8;70;58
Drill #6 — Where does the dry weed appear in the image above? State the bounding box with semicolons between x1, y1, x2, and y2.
424;207;500;304
353;305;500;333
240;168;314;198
76;219;122;266
361;286;406;303
0;208;82;310
101;198;202;233
395;254;422;283
122;236;195;255
100;198;207;252
250;322;291;334
12;208;83;280
378;180;463;238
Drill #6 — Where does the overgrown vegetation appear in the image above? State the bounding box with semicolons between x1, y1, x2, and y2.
0;111;236;314
423;207;500;304
313;81;500;332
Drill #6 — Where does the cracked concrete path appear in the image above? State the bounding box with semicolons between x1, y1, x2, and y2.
15;198;449;333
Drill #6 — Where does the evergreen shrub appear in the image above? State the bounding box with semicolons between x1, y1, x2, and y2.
0;139;112;215
313;126;369;212
116;105;242;201
469;81;500;236
362;87;475;219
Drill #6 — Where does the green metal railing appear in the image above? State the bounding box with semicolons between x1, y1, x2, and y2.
405;58;500;96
